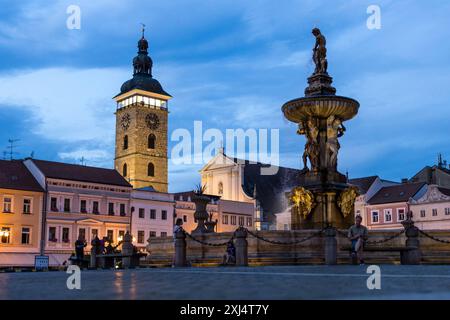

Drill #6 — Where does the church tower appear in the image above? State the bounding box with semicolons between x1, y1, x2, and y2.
114;29;171;192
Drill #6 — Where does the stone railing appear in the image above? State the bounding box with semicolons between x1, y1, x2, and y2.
145;228;450;267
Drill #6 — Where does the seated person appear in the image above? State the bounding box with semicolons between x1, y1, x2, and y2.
348;215;368;265
222;241;236;265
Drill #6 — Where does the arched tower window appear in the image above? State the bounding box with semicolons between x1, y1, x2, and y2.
123;135;128;150
123;163;128;177
218;182;223;195
148;134;156;149
148;163;155;177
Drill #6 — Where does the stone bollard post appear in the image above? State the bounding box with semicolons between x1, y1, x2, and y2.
401;219;421;265
235;228;248;267
324;227;337;265
122;232;134;269
174;230;187;267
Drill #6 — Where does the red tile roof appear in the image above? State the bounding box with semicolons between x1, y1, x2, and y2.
0;160;44;192
32;159;131;187
368;182;426;205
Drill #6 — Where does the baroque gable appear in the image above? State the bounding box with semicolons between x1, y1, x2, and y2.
410;185;450;204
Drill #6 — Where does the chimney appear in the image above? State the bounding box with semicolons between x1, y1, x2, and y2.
401;178;408;184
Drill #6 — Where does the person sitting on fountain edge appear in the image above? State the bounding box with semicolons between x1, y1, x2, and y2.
348;215;368;265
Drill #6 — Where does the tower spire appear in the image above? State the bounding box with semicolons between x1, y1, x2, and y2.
132;26;152;76
141;23;146;38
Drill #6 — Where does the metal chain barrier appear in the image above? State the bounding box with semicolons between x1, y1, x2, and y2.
182;229;235;247
335;227;405;245
246;228;325;245
365;229;405;245
418;229;450;244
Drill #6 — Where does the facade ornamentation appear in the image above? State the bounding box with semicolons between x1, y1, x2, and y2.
410;185;450;204
337;186;359;218
289;187;316;219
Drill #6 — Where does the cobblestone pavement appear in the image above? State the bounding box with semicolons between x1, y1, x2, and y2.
1;265;450;300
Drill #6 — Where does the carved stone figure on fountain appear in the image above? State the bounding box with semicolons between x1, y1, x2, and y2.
312;28;328;75
326;115;346;171
298;118;320;172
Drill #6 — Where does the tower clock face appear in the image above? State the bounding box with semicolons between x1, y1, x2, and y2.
121;113;131;130
146;113;160;130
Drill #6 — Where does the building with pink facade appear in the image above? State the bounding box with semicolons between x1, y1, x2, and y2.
364;182;427;230
131;187;174;251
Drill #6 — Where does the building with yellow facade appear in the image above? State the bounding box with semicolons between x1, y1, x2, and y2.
0;160;44;267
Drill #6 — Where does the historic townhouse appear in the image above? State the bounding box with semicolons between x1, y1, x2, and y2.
24;159;132;265
131;187;174;251
349;175;399;219
410;185;450;230
0;160;44;266
365;182;427;230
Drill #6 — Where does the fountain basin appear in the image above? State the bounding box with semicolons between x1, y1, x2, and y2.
282;95;359;123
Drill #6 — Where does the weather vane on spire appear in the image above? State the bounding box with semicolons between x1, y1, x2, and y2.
141;23;146;38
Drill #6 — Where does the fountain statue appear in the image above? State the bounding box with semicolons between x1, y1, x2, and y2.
282;28;360;229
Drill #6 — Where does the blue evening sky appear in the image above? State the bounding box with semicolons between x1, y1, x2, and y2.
0;0;449;192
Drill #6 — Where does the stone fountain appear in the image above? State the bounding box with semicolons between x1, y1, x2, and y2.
282;28;360;229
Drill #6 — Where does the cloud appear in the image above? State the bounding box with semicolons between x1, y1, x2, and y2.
58;148;112;167
0;67;128;142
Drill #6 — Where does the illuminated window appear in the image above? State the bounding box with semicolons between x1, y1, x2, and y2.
1;227;11;244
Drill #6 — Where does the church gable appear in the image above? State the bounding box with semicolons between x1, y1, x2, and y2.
200;151;238;172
